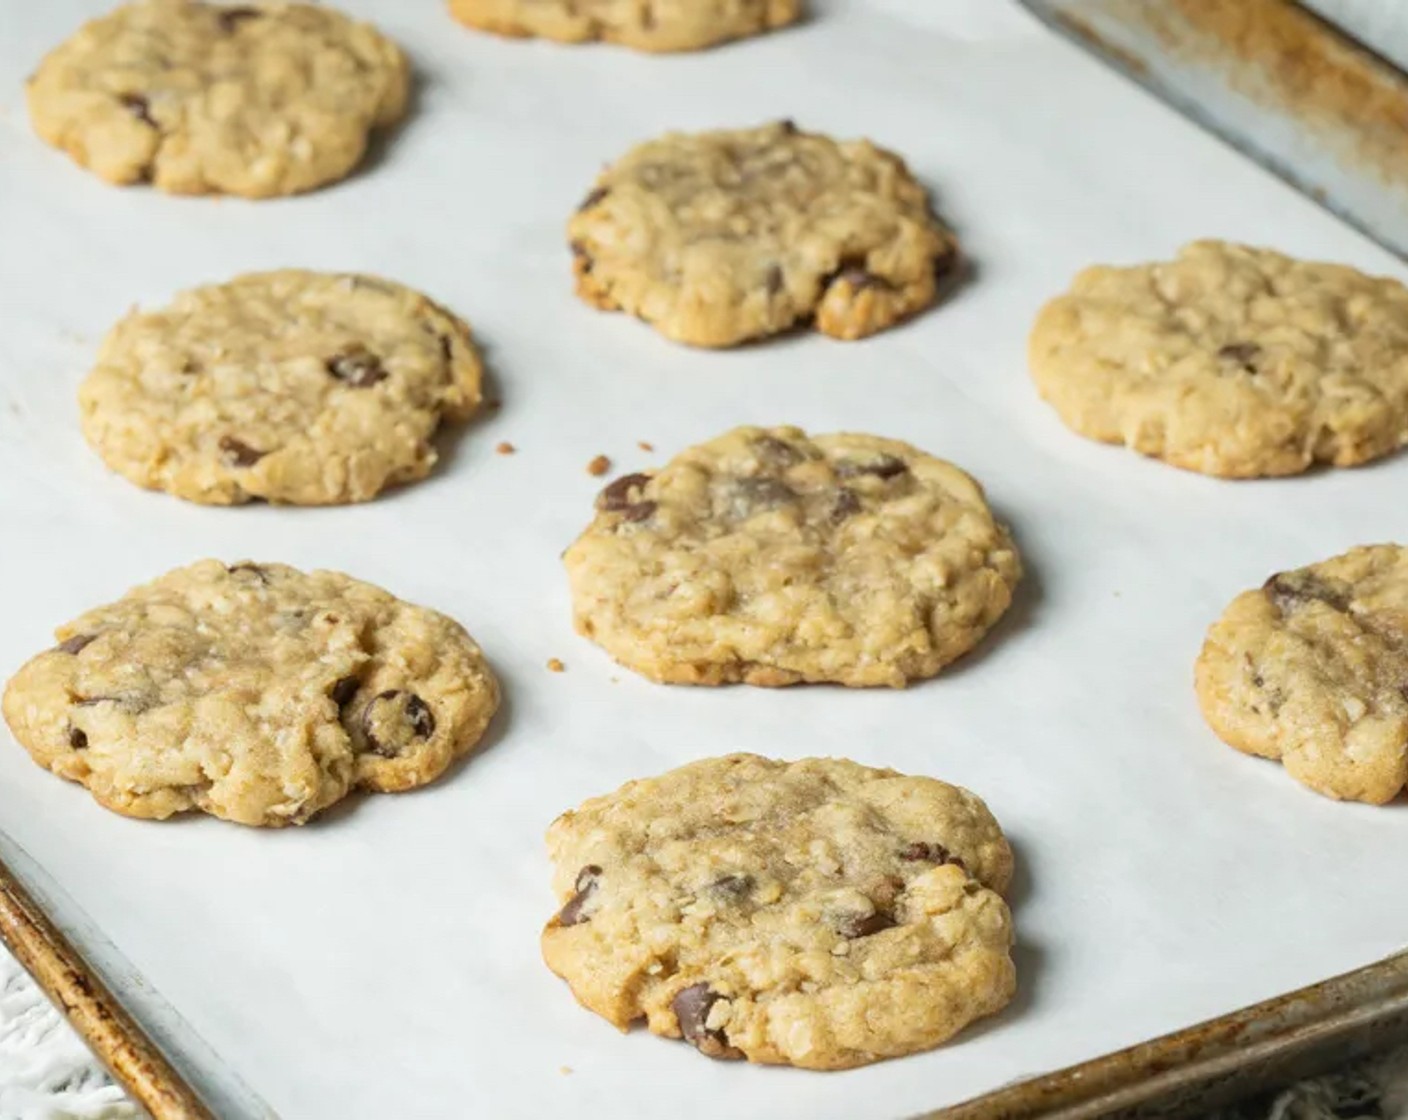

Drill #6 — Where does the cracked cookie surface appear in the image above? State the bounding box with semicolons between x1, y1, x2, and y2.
569;122;958;346
26;0;409;197
1029;241;1408;477
79;270;484;506
563;425;1021;687
542;753;1016;1070
448;0;801;52
1;560;499;827
1195;544;1408;804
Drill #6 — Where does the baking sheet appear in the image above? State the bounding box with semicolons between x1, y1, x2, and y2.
1;2;1406;1117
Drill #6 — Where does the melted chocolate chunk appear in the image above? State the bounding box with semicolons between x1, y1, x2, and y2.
765;263;784;295
1217;341;1262;371
835;909;898;939
219;436;266;468
899;841;965;870
227;562;269;582
330;675;361;708
837;454;908;480
571;240;593;275
118;92;155;127
217;6;262;31
326;345;388;388
831;488;862;523
68;727;88;751
725;476;796;519
597;472;652;511
671;984;741;1060
706;874;754;903
556;865;602;926
1264;571;1350;614
56;634;95;655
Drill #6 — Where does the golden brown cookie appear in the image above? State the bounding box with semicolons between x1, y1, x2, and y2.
2;560;500;826
569;122;958;347
27;1;409;197
564;426;1021;687
1196;544;1408;803
542;754;1016;1069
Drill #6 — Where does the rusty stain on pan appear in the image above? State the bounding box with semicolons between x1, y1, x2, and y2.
924;950;1408;1119
0;853;216;1120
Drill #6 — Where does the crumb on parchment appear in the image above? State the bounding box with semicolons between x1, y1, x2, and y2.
496;441;515;455
547;658;565;673
637;440;654;451
587;454;611;476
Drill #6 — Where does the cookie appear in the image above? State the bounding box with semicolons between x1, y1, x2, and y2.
542;754;1016;1070
1029;241;1408;478
569;121;958;347
1195;544;1408;804
448;0;801;52
563;425;1021;687
26;1;409;197
1;560;499;827
79;270;484;506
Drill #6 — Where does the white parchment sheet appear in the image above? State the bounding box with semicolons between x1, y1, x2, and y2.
1;2;1406;1117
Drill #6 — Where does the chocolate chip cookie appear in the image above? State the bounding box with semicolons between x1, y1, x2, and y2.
569;121;959;346
26;1;409;197
1029;241;1408;477
563;426;1021;687
448;0;801;52
2;560;500;827
79;270;484;506
1195;544;1408;804
542;754;1016;1070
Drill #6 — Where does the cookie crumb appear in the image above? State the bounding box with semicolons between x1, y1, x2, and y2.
547;658;566;673
637;440;654;451
559;1066;573;1076
586;454;611;476
496;441;516;455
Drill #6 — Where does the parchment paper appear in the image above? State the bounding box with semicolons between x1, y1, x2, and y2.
1;2;1406;1117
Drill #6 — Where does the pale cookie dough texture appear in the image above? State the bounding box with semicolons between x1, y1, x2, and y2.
543;754;1016;1069
1196;544;1408;805
448;0;801;52
564;426;1021;687
569;121;959;346
80;270;484;506
26;0;409;197
2;560;500;827
1030;241;1408;478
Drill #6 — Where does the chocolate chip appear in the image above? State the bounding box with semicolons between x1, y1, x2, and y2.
598;472;652;511
56;634;95;655
68;727;88;751
404;694;435;739
620;500;656;523
556;864;602;926
837;454;908;480
778;118;798;134
217;6;261;31
330;676;360;708
837;267;886;291
439;334;454;363
725;476;796;519
219;436;266;468
1264;571;1349;614
835;909;897;939
752;435;802;468
361;690;436;757
326;345;387;388
227;562;268;582
118;93;155;127
571;240;594;275
671;984;740;1060
706;874;753;903
899;841;965;870
933;241;959;283
577;187;609;212
765;264;784;295
831;489;862;523
1218;341;1261;370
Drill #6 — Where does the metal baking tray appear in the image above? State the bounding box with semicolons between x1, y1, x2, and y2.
1;2;1406;1117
